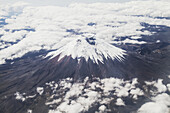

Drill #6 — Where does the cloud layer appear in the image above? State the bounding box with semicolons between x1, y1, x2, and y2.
0;0;170;64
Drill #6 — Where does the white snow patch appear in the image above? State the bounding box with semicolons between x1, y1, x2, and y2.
145;81;155;85
36;87;44;95
168;75;170;79
156;40;160;43
27;109;32;113
26;94;36;99
14;92;25;101
46;98;62;105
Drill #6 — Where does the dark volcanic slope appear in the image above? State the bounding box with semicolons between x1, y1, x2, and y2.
0;24;170;113
0;40;170;113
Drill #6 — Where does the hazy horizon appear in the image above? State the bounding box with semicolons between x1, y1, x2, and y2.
0;0;136;6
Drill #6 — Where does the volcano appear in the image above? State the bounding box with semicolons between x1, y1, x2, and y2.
0;1;170;113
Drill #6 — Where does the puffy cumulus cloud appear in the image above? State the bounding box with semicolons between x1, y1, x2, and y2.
138;79;170;113
14;77;169;113
0;0;170;64
138;93;170;113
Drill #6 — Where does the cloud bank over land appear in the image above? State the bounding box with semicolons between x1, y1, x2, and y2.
0;0;170;64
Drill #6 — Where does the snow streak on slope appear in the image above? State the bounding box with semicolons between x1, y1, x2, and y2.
46;38;125;64
0;1;170;64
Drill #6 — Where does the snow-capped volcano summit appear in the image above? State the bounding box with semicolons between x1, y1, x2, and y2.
46;37;126;64
0;0;170;65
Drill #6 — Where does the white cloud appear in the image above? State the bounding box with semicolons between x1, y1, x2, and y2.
13;77;169;113
138;93;170;113
116;98;125;106
0;2;29;17
0;0;132;6
0;0;170;64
